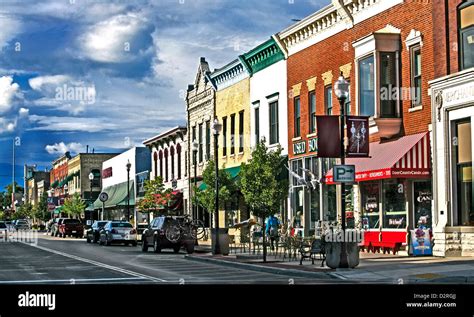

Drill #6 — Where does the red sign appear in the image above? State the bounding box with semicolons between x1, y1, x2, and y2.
346;116;369;157
325;168;430;184
316;115;341;157
102;167;113;179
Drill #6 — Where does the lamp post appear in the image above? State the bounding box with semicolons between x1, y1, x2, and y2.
334;72;350;268
192;139;198;220
211;118;222;255
88;172;94;222
126;160;131;222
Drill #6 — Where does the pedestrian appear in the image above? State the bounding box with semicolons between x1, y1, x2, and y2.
265;214;281;251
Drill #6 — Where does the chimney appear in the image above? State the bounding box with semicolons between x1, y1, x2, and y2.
92;148;95;154
86;145;89;153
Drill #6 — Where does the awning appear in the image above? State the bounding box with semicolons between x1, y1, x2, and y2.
54;205;63;214
199;166;241;190
325;132;431;184
93;180;135;209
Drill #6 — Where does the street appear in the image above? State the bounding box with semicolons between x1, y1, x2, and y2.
0;235;336;284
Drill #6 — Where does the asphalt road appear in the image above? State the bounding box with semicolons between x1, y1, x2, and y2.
0;234;336;284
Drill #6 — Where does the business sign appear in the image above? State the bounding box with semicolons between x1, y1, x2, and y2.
333;164;355;183
410;228;432;256
102;167;113;179
308;138;318;153
293;141;306;155
346;116;369;157
316;116;341;157
47;203;56;211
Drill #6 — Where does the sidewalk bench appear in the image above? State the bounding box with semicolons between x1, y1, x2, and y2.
362;231;406;255
299;238;326;267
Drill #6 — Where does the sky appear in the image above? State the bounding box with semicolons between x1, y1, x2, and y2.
0;0;326;190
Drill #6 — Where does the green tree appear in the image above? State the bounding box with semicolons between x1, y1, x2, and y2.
194;160;236;221
33;192;49;222
4;182;24;209
13;202;33;220
137;176;174;219
239;140;288;262
63;193;86;219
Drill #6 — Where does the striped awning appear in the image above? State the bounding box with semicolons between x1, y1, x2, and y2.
325;132;431;183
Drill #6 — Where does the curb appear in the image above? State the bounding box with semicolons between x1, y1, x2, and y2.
185;255;340;280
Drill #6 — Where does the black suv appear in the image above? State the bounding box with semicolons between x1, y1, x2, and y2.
141;216;195;254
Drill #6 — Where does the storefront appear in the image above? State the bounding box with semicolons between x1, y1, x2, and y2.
430;69;474;257
325;132;432;252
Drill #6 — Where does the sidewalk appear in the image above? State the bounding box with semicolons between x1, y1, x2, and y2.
187;248;474;283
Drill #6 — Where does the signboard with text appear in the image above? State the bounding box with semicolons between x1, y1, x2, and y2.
333;165;355;183
293;141;306;155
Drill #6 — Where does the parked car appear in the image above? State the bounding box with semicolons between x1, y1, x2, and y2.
51;218;66;237
14;219;30;230
0;222;9;241
86;220;109;243
58;218;84;238
99;221;137;246
141;216;195;254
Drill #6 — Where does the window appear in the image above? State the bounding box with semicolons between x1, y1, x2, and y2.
454;119;473;226
170;146;175;179
380;52;397;117
324;185;337;221
382;179;407;228
345;82;351;115
239;111;244;153
192;126;196;147
309;91;316;133
291;159;303;186
359;55;375;117
254;107;260;144
361;181;380;229
222;116;227;156
159;151;163;178
410;46;422;106
294;97;300;137
198;123;203;163
325;86;332;115
164;149;169;182
269;101;279;144
230;114;235;155
176;145;181;179
153;152;158;178
205;120;210;161
459;2;474;70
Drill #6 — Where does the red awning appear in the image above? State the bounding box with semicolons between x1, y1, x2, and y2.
325;132;431;184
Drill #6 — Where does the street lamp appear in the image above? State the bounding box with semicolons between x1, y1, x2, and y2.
89;172;94;222
126;160;131;222
334;72;350;268
192;139;198;220
211;118;222;255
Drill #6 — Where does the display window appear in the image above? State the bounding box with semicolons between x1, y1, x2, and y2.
361;181;380;229
382;179;408;228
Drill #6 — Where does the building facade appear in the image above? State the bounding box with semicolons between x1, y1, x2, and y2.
143;126;188;217
278;0;435;247
49;152;71;209
429;0;474;256
25;170;50;206
186;57;216;227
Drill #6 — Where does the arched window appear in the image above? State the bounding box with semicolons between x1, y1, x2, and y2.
158;150;163;179
164;148;169;182
176;144;182;179
170;146;175;180
153;151;158;179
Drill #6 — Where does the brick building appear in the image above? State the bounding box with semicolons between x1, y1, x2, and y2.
276;0;435;249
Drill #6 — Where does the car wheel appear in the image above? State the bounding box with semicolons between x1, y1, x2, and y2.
142;239;149;252
186;244;195;254
93;235;98;244
173;245;181;253
105;236;111;246
153;238;161;253
132;241;137;247
86;237;91;243
99;237;103;245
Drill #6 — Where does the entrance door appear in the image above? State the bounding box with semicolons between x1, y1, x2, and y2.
413;181;432;229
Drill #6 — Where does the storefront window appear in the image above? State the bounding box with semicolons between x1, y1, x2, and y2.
414;181;432;229
454;119;473;226
323;185;337;221
361;181;380;229
359;54;375;117
310;190;320;229
382;179;407;228
293;187;304;220
345;186;355;228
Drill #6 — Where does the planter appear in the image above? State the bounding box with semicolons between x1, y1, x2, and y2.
211;228;230;256
325;241;360;269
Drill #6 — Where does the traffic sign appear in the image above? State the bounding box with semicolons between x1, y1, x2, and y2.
99;192;109;202
333;165;355;183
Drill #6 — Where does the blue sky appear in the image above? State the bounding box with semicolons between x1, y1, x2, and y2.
0;0;325;190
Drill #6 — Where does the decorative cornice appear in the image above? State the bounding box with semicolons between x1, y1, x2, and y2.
321;70;333;86
405;29;423;50
291;83;302;97
210;59;249;90
339;63;352;78
306;76;317;91
143;126;187;146
241;38;285;74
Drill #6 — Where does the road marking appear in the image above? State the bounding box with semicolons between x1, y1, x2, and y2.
0;277;147;284
19;242;167;283
329;272;348;280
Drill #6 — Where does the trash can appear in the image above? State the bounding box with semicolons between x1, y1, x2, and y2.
211;228;230;255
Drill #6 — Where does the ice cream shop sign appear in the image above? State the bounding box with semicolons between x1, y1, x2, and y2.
293;138;317;155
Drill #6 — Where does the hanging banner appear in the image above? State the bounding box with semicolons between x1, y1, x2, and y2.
316;115;341;158
346;116;369;157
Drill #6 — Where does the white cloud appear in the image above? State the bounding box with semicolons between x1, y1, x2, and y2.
78;13;151;63
0;118;17;134
0;76;21;113
28;75;70;91
45;142;84;155
28;115;117;132
0;14;22;48
18;107;29;117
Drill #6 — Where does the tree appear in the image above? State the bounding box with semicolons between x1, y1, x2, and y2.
63;193;86;219
3;182;24;209
239;140;288;262
194;160;236;222
13;202;33;220
137;177;175;218
33;192;49;222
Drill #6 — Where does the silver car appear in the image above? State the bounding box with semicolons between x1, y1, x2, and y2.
99;221;137;246
14;219;30;231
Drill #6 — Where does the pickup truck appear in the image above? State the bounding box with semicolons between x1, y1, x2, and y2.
58;219;84;238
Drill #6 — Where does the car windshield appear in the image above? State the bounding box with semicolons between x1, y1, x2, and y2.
17;221;28;224
64;219;81;224
0;223;6;228
97;222;107;227
111;222;132;228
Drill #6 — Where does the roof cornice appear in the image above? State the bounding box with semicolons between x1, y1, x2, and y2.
210;59;249;90
241;38;285;74
143;126;187;146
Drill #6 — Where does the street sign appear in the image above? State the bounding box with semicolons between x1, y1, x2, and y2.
99;192;109;202
333;165;355;183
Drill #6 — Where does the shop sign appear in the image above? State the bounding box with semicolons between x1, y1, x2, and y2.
293;141;306;155
333;165;355;183
410;228;433;256
346;116;369;157
102;167;113;179
308;138;318;153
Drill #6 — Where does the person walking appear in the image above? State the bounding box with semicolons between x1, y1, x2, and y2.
265;214;281;251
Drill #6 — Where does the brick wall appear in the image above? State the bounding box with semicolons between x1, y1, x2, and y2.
287;0;435;160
